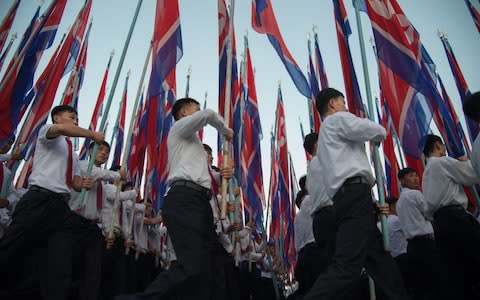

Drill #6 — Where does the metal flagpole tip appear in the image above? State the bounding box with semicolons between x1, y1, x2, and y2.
187;65;192;75
127;69;131;77
312;24;317;34
110;49;115;57
11;33;18;40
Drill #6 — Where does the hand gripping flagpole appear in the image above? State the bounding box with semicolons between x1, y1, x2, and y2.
124;41;153;255
221;0;235;220
72;0;143;210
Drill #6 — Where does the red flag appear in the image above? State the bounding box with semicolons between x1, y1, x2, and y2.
17;1;92;159
79;53;113;160
252;0;310;98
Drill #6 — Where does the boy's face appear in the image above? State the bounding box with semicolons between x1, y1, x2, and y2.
330;96;347;113
401;172;420;190
92;144;110;165
54;111;78;126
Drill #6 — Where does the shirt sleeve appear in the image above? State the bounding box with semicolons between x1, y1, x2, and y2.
443;157;480;186
173;109;230;139
336;112;386;143
37;124;57;146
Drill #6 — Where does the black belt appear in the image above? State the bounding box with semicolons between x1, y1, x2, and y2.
30;185;70;202
433;204;464;219
170;180;212;199
408;233;434;242
344;176;370;185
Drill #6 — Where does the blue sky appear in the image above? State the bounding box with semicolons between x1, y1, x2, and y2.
1;0;479;190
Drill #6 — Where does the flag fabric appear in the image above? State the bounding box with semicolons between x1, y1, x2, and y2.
365;0;437;168
307;39;321;132
217;0;240;169
127;91;147;185
313;32;329;90
2;5;40;78
269;86;291;267
379;97;400;199
333;0;365;118
62;0;92;76
0;34;16;73
111;81;127;167
252;0;311;98
268;126;279;240
465;0;480;33
16;1;91;160
286;154;297;268
79;53;113;160
144;0;182;210
0;0;67;147
240;40;265;235
0;0;21;55
62;21;91;109
440;35;478;141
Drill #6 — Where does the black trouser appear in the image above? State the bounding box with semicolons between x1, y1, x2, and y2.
70;214;103;300
295;242;330;296
433;205;480;299
407;235;447;300
211;242;240;300
135;185;216;300
100;233;128;299
239;261;260;300
304;182;410;300
0;187;74;300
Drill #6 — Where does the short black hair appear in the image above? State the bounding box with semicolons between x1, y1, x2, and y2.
121;181;134;191
463;91;480;122
397;167;418;179
51;105;77;123
203;143;212;154
295;190;305;209
110;165;121;172
89;141;111;151
423;134;443;157
299;175;307;191
315;88;344;116
172;97;200;120
303;132;318;155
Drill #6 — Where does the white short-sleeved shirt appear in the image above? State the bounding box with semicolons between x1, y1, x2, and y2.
306;157;332;214
471;135;480;177
422;156;479;218
396;188;433;239
29;124;80;194
294;195;315;252
70;161;121;220
317;112;386;198
167;109;230;189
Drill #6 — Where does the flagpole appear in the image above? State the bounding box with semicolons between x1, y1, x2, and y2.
353;0;389;250
0;32;17;73
124;41;153;255
185;65;191;97
221;0;235;220
72;0;143;209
